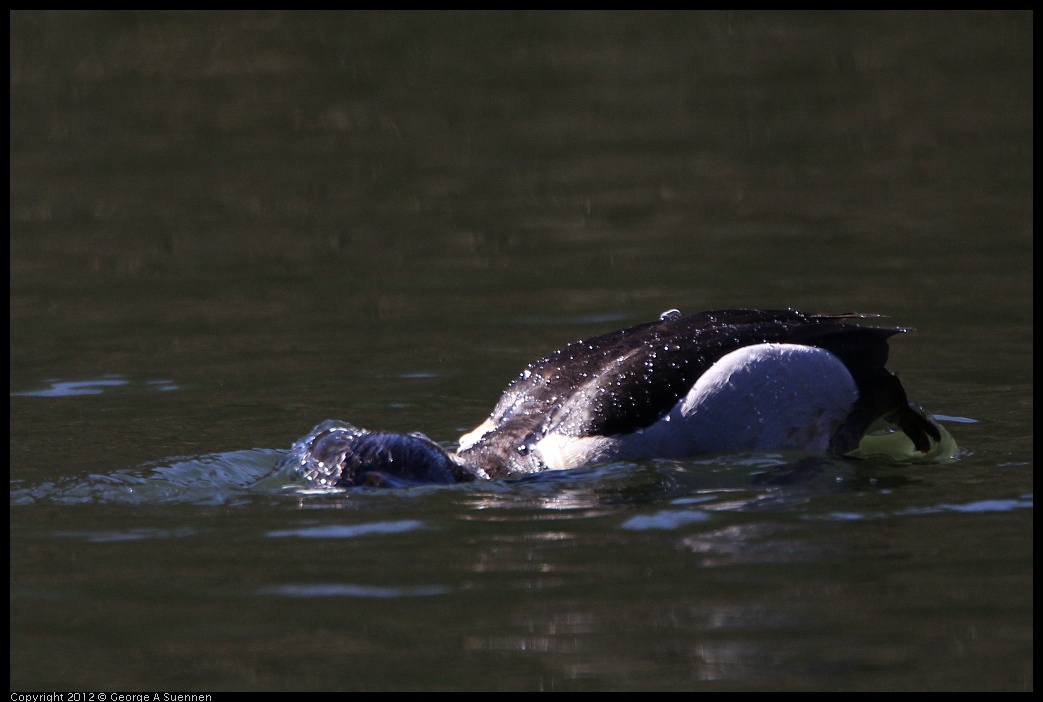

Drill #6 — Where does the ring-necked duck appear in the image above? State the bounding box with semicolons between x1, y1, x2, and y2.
278;308;948;488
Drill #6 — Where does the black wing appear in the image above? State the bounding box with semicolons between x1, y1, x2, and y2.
485;309;938;452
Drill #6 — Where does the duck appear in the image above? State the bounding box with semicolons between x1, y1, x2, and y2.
277;308;946;488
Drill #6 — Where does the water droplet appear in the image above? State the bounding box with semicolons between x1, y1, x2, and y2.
660;308;681;321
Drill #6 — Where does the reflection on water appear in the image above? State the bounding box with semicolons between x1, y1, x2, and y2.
11;375;180;397
261;583;451;598
895;496;1033;515
621;508;712;530
50;526;198;543
267;519;425;539
680;523;831;566
9;438;1032;690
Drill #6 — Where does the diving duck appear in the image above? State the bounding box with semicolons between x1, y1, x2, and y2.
278;308;946;488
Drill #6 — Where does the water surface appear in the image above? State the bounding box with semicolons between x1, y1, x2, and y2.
10;11;1032;691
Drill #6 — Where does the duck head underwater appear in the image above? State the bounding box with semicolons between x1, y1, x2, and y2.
277;308;952;488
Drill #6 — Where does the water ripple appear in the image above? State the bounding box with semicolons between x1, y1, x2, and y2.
619;509;712;531
267;520;426;539
260;583;449;598
11;375;179;397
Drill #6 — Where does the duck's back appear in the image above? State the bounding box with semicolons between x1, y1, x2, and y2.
457;309;939;477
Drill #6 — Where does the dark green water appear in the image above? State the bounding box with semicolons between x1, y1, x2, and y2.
10;12;1032;691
